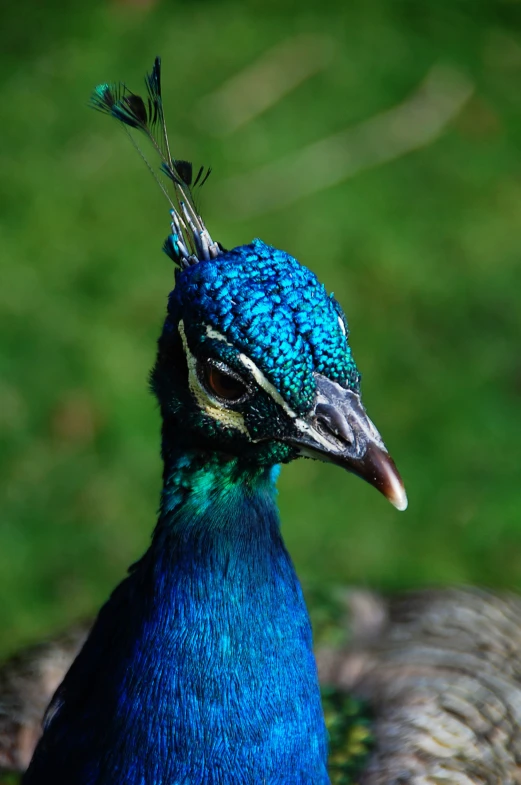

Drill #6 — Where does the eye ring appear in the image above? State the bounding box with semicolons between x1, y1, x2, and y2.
198;359;251;406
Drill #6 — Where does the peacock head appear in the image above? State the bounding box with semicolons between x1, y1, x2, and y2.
151;239;406;510
91;57;407;510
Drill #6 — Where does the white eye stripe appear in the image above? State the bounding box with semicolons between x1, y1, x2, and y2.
205;324;298;418
178;320;251;439
238;354;297;420
188;322;333;451
237;352;338;449
338;316;346;336
205;325;234;346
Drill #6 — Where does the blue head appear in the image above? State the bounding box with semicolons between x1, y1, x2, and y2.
153;239;352;460
151;237;405;508
91;58;407;508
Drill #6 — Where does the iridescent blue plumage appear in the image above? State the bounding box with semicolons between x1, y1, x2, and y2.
24;455;329;784
23;58;406;785
171;239;360;412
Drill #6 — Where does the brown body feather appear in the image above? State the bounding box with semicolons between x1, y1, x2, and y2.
318;587;521;784
0;624;89;772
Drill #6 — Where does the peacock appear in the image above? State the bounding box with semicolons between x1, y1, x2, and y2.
3;55;517;785
1;55;405;785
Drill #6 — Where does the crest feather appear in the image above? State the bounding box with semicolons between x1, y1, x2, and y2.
90;57;219;269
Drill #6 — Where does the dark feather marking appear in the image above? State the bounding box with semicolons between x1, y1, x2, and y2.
199;167;212;188
174;160;193;187
193;165;205;187
114;92;148;129
161;163;184;188
90;57;219;267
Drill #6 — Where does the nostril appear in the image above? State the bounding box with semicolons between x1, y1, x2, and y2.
315;403;354;445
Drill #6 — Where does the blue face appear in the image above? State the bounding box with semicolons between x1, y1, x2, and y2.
152;240;361;466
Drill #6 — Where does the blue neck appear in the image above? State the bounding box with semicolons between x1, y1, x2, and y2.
24;451;329;785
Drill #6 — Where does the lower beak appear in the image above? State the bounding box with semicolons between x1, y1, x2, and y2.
287;374;407;511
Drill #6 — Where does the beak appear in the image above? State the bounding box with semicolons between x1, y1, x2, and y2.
287;374;407;511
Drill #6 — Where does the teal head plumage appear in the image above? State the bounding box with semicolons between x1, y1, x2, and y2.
23;58;406;785
154;238;361;468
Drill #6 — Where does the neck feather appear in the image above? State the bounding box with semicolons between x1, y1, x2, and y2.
24;450;329;785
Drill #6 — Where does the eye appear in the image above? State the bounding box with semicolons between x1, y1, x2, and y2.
201;361;250;404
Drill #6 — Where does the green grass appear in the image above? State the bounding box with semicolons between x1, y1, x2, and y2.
2;0;521;655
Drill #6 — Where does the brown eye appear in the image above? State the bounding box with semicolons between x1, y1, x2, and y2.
203;362;249;403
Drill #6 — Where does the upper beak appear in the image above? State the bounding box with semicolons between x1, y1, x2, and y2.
287;374;407;511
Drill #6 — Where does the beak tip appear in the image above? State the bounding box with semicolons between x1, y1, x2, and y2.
381;457;408;511
390;490;408;512
362;442;408;512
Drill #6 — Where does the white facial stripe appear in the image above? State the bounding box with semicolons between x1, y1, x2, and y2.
238;353;341;449
205;325;298;420
237;352;340;451
338;316;346;336
205;325;233;346
178;320;251;439
188;321;335;451
293;417;340;451
238;354;297;419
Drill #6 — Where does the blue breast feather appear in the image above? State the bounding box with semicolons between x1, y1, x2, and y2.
23;455;330;784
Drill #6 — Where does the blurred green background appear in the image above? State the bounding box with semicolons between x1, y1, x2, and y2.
2;0;521;656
